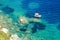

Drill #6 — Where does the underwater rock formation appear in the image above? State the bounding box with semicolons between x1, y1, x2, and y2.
31;26;37;33
30;21;46;30
30;21;46;33
19;24;28;32
2;6;14;13
19;28;27;32
28;19;46;33
34;22;46;30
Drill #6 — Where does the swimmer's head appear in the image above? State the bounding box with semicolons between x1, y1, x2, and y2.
34;13;42;18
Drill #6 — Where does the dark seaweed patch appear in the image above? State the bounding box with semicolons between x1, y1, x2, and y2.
19;24;28;32
2;6;14;13
19;28;27;32
31;26;37;33
30;22;46;33
34;22;46;30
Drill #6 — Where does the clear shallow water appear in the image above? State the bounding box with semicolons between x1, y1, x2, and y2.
0;0;60;40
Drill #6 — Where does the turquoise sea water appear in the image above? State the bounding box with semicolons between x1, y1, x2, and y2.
0;0;60;40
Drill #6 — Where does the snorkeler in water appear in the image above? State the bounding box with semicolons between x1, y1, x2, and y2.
34;13;42;18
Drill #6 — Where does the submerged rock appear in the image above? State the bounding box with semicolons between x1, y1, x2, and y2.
19;28;27;32
10;34;22;40
31;22;46;33
31;26;37;33
19;24;28;32
29;20;46;33
2;6;14;13
34;22;46;30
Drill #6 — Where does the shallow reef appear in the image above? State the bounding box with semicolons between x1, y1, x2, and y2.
29;21;46;33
